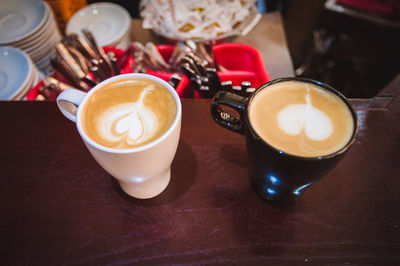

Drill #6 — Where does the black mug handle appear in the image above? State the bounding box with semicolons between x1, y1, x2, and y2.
210;91;249;135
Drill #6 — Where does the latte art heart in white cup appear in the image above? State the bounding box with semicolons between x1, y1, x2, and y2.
249;80;354;157
97;85;159;148
81;78;177;149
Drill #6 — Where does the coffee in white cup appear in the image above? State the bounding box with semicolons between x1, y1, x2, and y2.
81;78;177;149
57;74;182;199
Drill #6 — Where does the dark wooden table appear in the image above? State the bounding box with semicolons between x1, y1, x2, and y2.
1;75;400;265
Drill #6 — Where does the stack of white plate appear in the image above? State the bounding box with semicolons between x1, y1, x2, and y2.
66;3;131;49
0;47;42;100
0;0;62;73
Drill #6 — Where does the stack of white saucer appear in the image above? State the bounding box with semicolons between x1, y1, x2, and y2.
0;0;62;73
0;47;42;100
66;2;131;49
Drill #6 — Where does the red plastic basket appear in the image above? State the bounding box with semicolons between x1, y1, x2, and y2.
153;43;270;98
26;43;269;100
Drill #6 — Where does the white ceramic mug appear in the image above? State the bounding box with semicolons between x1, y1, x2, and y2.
56;73;182;199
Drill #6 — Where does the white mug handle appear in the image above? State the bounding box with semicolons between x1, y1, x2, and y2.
56;89;87;123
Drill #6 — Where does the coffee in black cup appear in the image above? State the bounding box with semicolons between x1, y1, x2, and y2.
249;79;354;157
211;78;358;201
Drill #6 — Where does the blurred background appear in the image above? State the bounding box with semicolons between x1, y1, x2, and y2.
88;0;400;98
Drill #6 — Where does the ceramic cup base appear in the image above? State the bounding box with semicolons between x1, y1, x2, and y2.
253;181;304;203
119;168;171;199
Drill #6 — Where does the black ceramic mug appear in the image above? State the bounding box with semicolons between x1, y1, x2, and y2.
211;77;359;201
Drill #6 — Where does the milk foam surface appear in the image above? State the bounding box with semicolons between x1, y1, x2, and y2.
248;81;354;157
81;78;177;149
97;85;159;146
277;85;333;141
